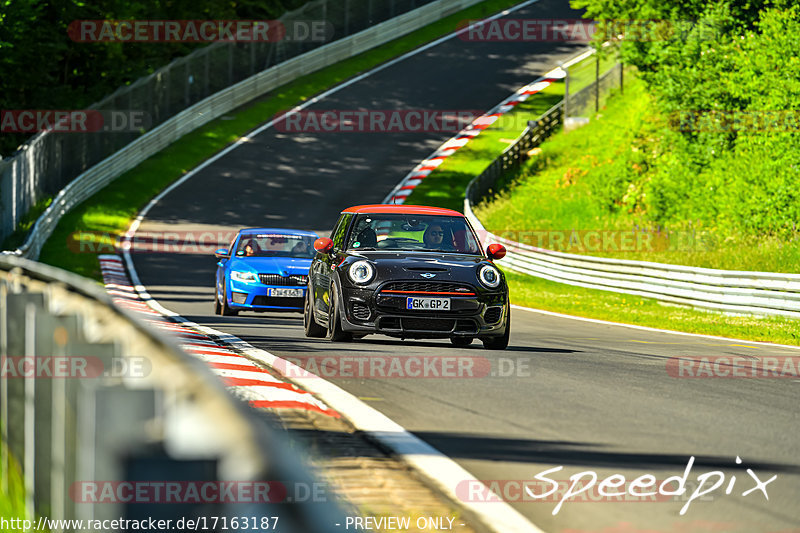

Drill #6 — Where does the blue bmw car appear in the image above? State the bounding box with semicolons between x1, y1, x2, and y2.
214;228;318;315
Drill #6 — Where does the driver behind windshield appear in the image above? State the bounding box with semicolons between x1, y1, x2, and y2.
423;223;453;250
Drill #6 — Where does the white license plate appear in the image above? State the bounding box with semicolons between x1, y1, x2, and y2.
406;297;450;310
268;288;303;298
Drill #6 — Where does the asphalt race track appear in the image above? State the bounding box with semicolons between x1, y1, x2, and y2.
130;1;800;531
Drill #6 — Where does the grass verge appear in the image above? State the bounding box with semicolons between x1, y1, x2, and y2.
505;270;800;346
0;438;27;523
404;50;616;211
474;73;800;273
23;0;527;281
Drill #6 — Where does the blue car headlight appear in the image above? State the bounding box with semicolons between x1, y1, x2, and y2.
231;271;257;283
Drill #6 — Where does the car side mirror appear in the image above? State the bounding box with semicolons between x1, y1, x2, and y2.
214;248;230;259
486;243;506;260
314;237;334;254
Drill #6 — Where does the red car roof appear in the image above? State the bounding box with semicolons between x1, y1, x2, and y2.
342;204;464;216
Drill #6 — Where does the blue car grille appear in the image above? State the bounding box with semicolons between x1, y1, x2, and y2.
258;274;307;286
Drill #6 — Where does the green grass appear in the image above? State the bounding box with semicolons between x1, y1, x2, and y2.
25;0;527;281
0;438;27;523
505;270;800;346
474;73;800;273
1;198;52;251
404;50;617;212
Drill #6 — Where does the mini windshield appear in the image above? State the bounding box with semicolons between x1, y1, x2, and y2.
236;234;316;258
346;214;481;254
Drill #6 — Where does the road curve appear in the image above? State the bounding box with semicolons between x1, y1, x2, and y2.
130;1;800;531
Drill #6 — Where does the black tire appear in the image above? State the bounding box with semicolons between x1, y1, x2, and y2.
482;305;509;350
220;284;239;316
214;285;222;315
304;286;326;338
450;337;474;347
326;283;352;342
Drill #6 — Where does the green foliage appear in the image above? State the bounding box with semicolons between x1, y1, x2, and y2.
0;0;308;156
478;1;800;268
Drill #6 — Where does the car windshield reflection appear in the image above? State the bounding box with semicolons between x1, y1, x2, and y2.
346;214;481;254
236;234;317;258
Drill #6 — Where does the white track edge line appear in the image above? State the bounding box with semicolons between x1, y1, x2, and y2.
120;2;548;531
511;304;800;351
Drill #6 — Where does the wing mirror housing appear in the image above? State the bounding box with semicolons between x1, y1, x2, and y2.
314;237;334;254
214;248;230;259
486;243;506;260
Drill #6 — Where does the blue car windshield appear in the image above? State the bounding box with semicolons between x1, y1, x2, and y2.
236;234;316;258
346;214;481;254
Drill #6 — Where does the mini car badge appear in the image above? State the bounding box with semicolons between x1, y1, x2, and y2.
420;273;436;278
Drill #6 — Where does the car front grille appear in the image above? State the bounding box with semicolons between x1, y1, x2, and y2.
379;281;475;295
258;274;307;286
401;317;455;331
351;303;371;321
484;306;502;324
251;296;304;308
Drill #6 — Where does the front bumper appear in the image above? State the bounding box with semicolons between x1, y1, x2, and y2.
338;285;507;338
228;279;306;311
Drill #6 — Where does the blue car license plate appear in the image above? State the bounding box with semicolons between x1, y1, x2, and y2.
268;288;303;297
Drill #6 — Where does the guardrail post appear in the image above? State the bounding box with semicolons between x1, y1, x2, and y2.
0;280;8;495
24;301;36;521
595;51;600;112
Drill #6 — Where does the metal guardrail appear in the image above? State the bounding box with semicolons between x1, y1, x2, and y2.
2;0;484;258
464;57;800;319
465;103;563;205
0;255;346;530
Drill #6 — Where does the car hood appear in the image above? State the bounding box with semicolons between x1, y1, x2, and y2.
229;257;311;275
351;252;490;283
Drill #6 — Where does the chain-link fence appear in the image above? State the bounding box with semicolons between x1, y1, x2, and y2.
565;62;624;118
0;0;438;246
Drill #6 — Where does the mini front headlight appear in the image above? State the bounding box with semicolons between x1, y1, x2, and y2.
231;271;257;282
349;261;375;284
478;264;501;288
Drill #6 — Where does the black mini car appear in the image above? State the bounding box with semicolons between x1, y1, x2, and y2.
303;204;509;350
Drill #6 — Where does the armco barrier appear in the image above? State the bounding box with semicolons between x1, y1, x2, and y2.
0;254;346;530
3;0;486;259
464;102;800;319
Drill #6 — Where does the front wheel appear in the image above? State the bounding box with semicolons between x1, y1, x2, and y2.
304;287;326;338
214;284;222;315
482;306;509;350
220;284;239;316
326;283;352;342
